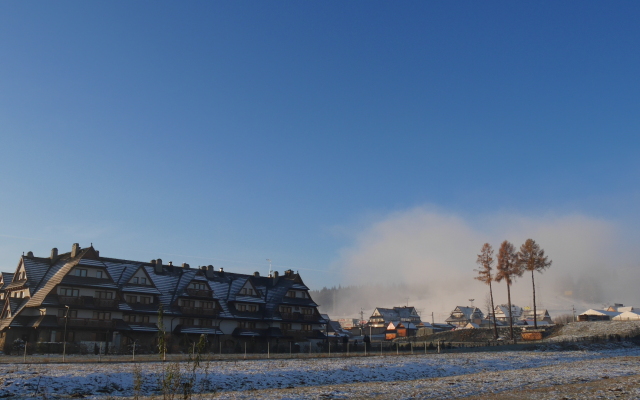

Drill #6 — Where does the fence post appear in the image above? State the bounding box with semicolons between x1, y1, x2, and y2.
268;342;270;359
289;342;292;358
244;342;247;359
347;342;349;357
396;342;399;355
411;341;413;355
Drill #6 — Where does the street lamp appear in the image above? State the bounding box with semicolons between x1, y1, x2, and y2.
62;305;70;362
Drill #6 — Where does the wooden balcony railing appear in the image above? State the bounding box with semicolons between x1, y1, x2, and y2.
280;312;320;321
179;306;219;316
58;318;116;328
58;296;85;306
93;298;118;309
185;289;213;298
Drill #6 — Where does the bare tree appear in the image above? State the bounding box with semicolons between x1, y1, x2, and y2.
495;240;522;340
474;243;498;339
518;239;552;328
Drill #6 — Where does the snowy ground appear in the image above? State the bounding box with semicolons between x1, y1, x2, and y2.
1;345;640;399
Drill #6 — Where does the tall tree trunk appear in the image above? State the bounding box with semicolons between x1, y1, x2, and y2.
489;281;498;339
507;282;513;341
532;269;537;329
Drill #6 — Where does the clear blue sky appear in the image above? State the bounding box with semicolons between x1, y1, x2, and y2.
1;2;639;289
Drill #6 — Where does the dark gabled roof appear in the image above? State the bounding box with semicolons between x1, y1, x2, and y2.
1;245;324;329
5;280;27;290
1;273;14;289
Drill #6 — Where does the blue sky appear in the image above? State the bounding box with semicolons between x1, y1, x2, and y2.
1;2;639;299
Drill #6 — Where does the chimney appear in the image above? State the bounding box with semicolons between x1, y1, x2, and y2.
51;248;58;259
168;261;173;267
26;251;34;258
205;265;215;279
273;271;279;278
254;271;260;277
71;243;80;257
182;263;190;269
155;258;163;274
219;267;224;276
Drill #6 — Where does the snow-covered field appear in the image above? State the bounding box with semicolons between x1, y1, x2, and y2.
2;345;640;399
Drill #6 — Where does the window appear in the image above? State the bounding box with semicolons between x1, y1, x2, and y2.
93;311;111;320
140;296;152;304
180;318;194;326
281;323;292;331
96;271;103;279
192;282;205;290
285;291;296;298
140;315;150;323
301;324;312;331
202;301;214;309
180;299;195;307
74;269;87;277
140;277;147;285
124;314;136;322
240;287;254;296
237;304;247;312
60;288;79;297
301;307;313;315
126;295;137;303
238;321;256;329
132;277;138;284
279;306;292;314
200;319;213;327
95;291;113;299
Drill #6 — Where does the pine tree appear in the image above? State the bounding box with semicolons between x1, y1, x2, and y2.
495;240;522;340
474;243;498;339
518;239;552;328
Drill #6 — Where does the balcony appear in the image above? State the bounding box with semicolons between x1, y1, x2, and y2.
57;296;119;309
280;312;319;321
92;298;118;309
185;289;213;298
179;306;219;316
58;296;85;307
58;318;116;328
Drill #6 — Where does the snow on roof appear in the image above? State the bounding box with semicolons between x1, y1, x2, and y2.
580;309;621;317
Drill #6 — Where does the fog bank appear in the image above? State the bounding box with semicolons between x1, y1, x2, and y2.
328;207;638;322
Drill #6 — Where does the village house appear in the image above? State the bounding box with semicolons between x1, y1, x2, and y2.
384;320;418;340
520;308;553;325
368;306;421;334
0;244;327;354
445;306;484;328
493;304;524;325
579;304;640;321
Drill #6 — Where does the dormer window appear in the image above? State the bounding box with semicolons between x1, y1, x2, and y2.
96;271;103;279
286;290;307;298
192;283;206;291
240;288;254;296
74;269;87;277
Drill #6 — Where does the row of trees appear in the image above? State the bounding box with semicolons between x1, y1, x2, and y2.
474;239;552;340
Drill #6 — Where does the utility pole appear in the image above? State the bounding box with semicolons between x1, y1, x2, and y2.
431;312;434;325
572;305;576;322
